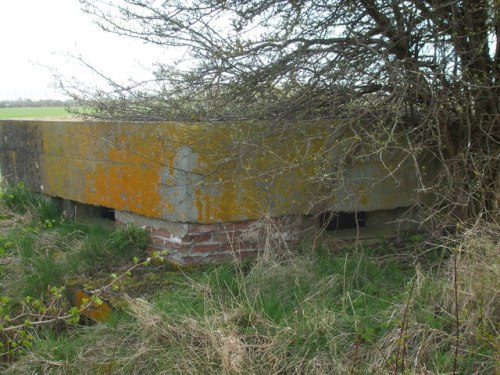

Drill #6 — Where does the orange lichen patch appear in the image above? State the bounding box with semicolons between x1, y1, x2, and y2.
86;125;182;217
190;123;330;223
86;163;167;218
0;119;423;223
9;151;16;168
39;155;83;202
70;288;111;322
359;192;369;206
211;181;240;222
75;126;95;158
107;132;168;166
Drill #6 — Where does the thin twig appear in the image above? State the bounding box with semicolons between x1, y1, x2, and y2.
350;333;361;375
453;247;460;375
393;275;417;375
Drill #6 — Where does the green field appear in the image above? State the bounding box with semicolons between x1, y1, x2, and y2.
0;107;72;119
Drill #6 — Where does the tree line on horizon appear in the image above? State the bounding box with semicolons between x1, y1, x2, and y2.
0;99;74;108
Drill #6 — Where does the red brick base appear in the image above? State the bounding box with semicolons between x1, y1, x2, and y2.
115;211;308;265
146;221;259;265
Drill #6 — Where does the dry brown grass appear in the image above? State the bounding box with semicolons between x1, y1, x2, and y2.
364;223;499;374
3;218;498;374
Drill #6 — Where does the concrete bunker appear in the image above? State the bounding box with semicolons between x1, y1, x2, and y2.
0;119;432;264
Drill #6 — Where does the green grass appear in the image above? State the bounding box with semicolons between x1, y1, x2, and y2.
8;235;494;374
0;182;497;374
0;107;72;119
0;182;150;297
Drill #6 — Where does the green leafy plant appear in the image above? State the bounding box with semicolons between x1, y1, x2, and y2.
0;287;79;362
109;226;149;253
0;182;37;214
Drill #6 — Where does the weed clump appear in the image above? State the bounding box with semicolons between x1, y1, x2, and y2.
0;182;60;228
0;182;152;364
0;182;35;214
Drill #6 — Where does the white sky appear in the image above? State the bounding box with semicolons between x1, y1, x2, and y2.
0;0;169;100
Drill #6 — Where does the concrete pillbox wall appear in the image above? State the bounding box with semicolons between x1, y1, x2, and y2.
0;119;433;264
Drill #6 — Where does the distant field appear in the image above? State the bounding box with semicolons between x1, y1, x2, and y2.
0;106;73;119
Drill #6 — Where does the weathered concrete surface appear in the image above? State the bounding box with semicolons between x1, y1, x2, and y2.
0;122;43;190
0;119;431;223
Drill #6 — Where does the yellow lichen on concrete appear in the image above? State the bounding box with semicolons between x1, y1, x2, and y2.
0;119;426;223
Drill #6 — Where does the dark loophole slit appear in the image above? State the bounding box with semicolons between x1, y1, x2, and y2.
319;211;366;231
99;206;115;221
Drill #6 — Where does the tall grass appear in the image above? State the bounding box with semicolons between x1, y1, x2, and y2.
0;182;497;373
6;222;498;374
0;182;151;363
0;184;148;299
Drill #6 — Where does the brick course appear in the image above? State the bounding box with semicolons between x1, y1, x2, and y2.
115;210;311;266
116;216;263;265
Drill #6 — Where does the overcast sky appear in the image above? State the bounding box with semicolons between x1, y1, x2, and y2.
0;0;168;100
